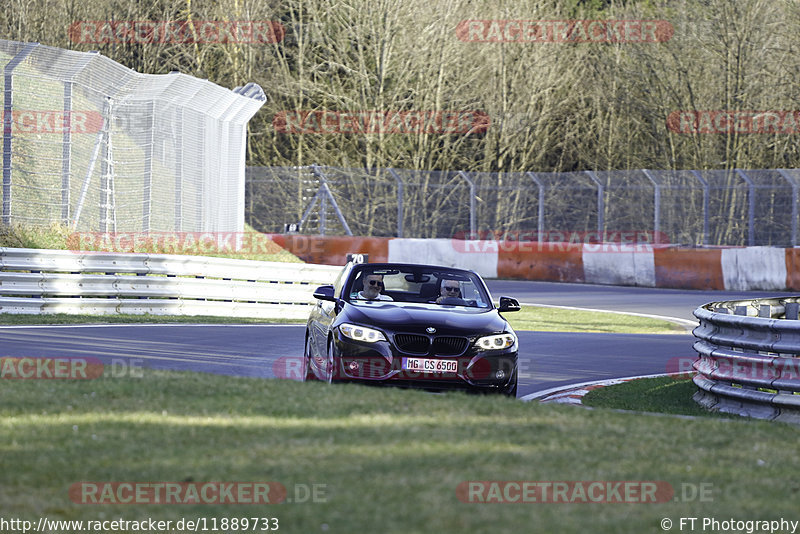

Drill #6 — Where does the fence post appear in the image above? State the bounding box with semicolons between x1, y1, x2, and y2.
2;42;39;226
641;169;661;244
142;101;155;233
691;170;710;246
458;171;476;238
777;169;798;247
388;168;404;237
174;106;184;231
527;172;544;243
61;51;97;226
735;169;756;246
584;171;604;235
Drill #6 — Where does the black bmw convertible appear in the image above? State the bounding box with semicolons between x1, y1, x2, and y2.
303;260;521;396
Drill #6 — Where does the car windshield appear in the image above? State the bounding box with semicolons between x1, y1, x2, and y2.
346;265;491;308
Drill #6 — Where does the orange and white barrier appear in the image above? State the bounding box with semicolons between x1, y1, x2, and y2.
271;235;800;291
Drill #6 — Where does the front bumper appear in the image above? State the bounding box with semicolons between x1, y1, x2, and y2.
330;329;518;392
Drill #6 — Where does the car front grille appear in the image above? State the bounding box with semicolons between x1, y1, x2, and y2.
432;336;468;356
394;334;429;354
394;334;469;356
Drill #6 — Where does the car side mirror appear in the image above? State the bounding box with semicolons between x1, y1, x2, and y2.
313;285;336;302
498;296;521;312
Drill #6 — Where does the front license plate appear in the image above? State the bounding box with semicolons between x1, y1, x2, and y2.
402;357;458;373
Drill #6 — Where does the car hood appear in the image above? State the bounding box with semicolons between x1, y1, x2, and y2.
341;302;510;336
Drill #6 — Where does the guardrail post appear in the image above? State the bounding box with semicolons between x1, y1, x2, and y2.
785;302;800;320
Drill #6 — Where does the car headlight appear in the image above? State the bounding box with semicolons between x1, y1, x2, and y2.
339;323;387;343
474;333;516;351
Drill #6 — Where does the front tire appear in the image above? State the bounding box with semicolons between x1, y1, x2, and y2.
302;334;315;381
325;339;340;384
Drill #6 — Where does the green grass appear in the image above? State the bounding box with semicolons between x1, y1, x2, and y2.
0;313;303;325
0;306;683;333
0;222;303;263
505;306;687;334
1;369;798;534
581;376;731;417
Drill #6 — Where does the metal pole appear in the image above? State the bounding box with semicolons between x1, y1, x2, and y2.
142;101;154;233
62;82;73;224
527;172;545;243
60;51;96;226
99;100;111;232
311;164;352;236
2;42;39;225
641;169;661;244
458;171;476;238
174;106;184;231
585;171;604;235
735;169;756;246
691;170;709;246
72;98;109;231
777;169;798;247
388;168;404;237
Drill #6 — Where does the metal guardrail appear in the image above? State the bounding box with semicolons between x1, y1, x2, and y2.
692;297;800;423
0;248;340;319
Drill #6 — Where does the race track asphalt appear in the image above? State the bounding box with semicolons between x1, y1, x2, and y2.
1;281;790;398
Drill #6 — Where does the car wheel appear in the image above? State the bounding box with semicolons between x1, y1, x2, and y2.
325;339;340;384
302;334;315;381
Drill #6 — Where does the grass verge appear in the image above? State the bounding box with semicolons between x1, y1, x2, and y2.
1;369;797;534
0;306;684;334
0;222;303;263
0;313;302;325
581;375;732;417
505;306;686;334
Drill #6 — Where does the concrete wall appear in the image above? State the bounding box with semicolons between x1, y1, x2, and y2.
271;234;800;291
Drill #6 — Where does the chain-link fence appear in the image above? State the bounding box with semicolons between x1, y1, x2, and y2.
246;166;800;247
0;39;265;233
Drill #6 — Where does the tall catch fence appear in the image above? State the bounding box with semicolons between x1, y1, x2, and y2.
0;39;265;233
246;166;800;246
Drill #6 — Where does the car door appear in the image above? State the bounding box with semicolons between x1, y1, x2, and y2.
311;265;347;358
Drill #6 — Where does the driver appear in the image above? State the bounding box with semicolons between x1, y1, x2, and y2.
358;273;393;301
435;279;461;304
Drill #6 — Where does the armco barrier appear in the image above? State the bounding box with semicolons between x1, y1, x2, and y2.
693;298;800;423
0;248;340;319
